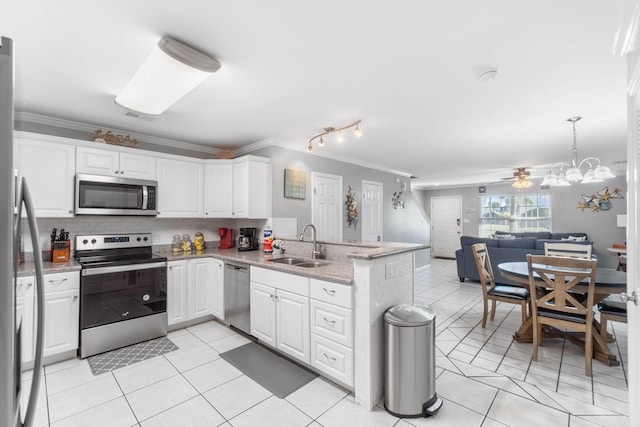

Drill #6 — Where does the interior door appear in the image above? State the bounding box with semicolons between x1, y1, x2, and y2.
431;196;462;258
362;180;383;242
311;172;343;241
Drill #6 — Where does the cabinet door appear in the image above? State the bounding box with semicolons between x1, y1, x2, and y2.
167;260;188;326
276;289;310;363
17;138;75;217
188;258;214;320
232;161;249;218
157;158;204;217
42;289;79;357
250;283;276;347
204;163;233;218
210;258;225;319
76;146;120;176
120;152;156;179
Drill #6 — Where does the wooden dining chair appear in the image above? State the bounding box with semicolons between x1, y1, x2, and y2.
471;243;530;328
526;254;598;376
544;242;592;259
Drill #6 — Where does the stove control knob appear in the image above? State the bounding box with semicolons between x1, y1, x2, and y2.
143;237;148;241
137;237;142;242
82;239;88;245
91;239;97;244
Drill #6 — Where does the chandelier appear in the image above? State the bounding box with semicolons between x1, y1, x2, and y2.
541;116;615;187
307;120;362;152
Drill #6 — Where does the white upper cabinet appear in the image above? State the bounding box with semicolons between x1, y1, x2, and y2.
232;156;272;219
76;146;156;179
157;157;204;217
17;136;76;217
203;162;233;218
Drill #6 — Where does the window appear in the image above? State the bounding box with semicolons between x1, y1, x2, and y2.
479;194;551;237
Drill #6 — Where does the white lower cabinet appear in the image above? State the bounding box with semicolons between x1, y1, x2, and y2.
167;258;224;327
16;276;35;364
309;278;354;387
250;267;310;364
41;271;80;358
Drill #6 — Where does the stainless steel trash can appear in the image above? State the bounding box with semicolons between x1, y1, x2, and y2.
384;303;442;418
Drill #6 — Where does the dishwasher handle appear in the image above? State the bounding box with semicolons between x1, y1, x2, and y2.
225;263;248;272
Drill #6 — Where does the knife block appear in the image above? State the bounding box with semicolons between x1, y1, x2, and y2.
51;241;70;263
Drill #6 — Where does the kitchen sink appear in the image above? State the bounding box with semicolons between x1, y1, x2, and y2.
296;261;329;268
268;258;329;268
268;257;306;265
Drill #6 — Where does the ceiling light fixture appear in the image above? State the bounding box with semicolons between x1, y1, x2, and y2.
512;176;532;189
306;120;362;152
541;116;615;187
479;68;499;82
115;36;221;115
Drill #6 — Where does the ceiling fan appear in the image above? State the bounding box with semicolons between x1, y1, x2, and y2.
501;167;533;189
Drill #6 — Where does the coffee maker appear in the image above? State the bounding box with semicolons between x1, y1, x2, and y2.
218;228;234;249
238;227;259;251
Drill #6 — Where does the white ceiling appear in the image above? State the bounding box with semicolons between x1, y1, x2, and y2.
2;1;628;189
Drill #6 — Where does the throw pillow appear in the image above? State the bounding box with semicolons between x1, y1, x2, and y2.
496;234;516;240
562;235;587;242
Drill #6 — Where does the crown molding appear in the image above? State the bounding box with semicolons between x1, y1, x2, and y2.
16;112;413;178
15;112;219;155
613;0;640;56
238;137;413;178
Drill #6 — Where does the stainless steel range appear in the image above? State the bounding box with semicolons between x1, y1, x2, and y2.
75;233;167;358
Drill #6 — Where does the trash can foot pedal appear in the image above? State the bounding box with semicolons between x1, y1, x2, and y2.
423;396;443;417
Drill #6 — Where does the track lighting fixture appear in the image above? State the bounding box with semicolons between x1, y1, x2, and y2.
307;120;362;151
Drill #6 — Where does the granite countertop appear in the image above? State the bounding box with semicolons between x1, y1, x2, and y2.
18;259;82;277
158;247;354;285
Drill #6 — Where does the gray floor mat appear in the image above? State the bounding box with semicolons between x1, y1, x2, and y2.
220;342;317;398
87;336;178;375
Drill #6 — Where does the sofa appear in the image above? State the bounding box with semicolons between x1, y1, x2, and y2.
455;232;593;286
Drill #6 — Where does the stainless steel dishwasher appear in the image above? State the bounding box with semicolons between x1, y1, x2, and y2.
224;262;250;334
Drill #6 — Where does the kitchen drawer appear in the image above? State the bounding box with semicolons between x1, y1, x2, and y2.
250;266;309;297
44;271;79;293
310;279;352;309
310;299;353;347
310;333;353;388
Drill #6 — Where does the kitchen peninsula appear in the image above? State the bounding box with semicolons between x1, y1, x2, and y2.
160;238;427;410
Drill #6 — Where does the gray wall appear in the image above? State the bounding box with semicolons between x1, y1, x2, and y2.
421;176;627;268
248;145;431;266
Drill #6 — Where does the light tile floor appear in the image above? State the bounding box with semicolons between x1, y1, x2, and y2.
24;258;628;426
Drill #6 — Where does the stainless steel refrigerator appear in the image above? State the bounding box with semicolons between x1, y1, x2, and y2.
0;36;45;427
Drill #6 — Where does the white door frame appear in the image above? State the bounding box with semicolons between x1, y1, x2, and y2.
361;180;383;242
311;172;343;241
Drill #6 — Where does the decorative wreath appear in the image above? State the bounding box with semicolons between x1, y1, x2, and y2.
346;186;359;228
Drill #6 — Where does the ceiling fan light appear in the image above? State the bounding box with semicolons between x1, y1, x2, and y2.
115;36;221;115
593;164;616;180
512;178;532;189
565;166;583;182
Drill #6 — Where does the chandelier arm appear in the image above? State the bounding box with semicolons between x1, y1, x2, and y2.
547;161;570;173
577;157;602;170
333;119;362;133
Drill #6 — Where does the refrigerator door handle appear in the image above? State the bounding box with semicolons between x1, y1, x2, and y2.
16;178;44;427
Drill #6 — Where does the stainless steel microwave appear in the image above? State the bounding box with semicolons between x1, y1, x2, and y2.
75;174;158;216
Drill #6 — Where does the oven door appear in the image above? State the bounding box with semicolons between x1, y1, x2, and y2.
80;261;167;330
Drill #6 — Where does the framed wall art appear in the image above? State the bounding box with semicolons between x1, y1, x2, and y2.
284;168;306;199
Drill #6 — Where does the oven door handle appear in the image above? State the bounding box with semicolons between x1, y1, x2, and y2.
82;261;167;276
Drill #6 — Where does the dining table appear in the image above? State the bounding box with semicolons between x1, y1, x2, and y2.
498;261;627;366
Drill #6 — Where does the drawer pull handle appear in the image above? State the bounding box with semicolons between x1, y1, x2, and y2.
323;288;336;295
323;353;337;363
122;311;129;317
73;295;78;301
48;278;68;285
323;317;336;326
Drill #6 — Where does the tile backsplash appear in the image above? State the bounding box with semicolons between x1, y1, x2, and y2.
20;216;270;254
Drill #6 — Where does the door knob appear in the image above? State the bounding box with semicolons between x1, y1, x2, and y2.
621;291;638;305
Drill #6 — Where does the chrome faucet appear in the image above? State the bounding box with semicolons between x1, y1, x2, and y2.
299;224;323;259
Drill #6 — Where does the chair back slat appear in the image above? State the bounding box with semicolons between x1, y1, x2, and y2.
544;242;592;259
471;243;494;295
